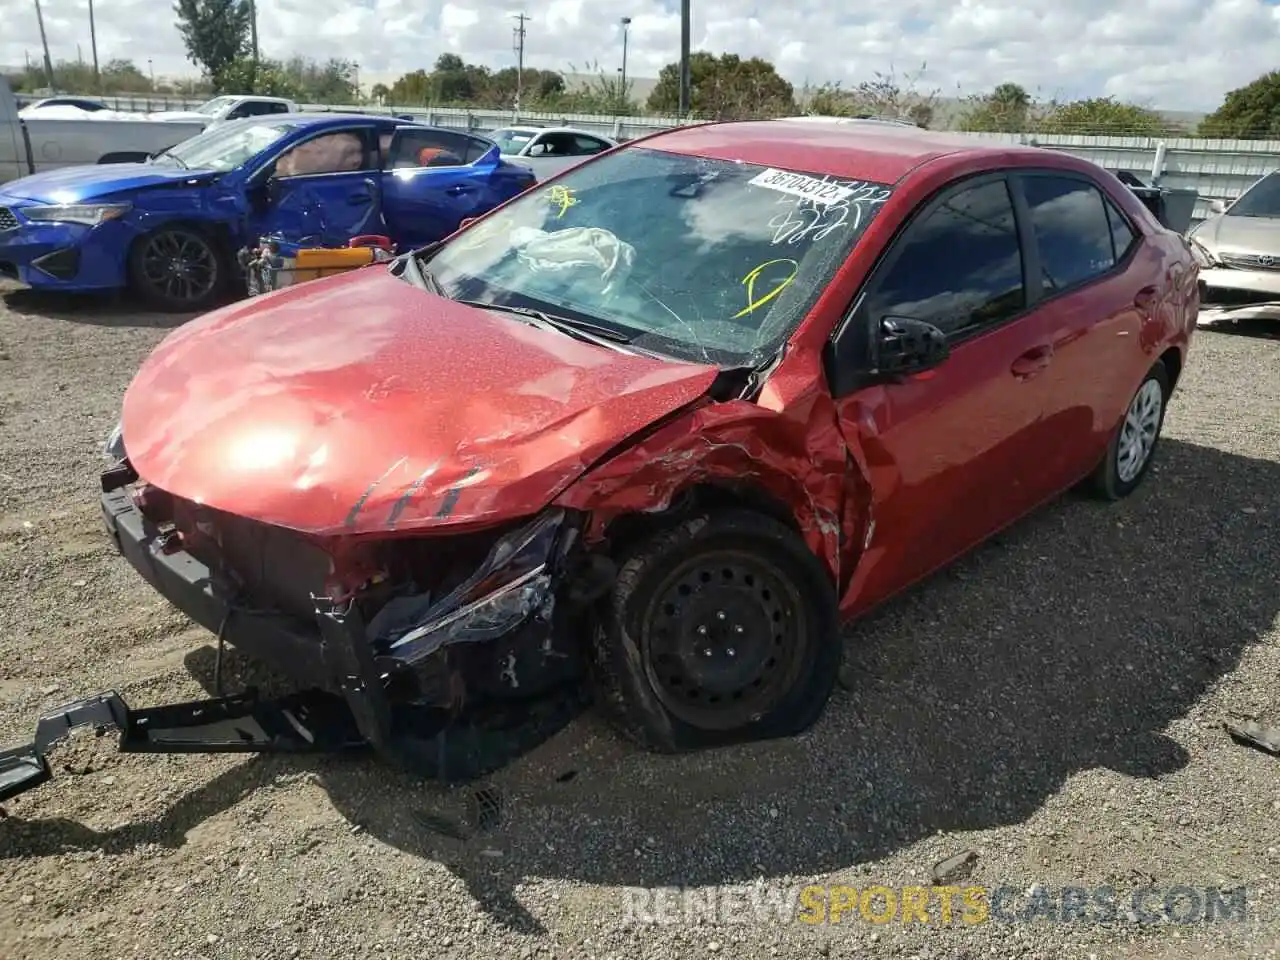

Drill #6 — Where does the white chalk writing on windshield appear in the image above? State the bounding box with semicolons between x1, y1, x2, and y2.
764;178;891;246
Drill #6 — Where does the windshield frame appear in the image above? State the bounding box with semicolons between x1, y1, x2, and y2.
155;117;302;173
487;127;537;155
414;145;896;368
194;96;236;116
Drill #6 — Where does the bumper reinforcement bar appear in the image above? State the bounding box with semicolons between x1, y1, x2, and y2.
0;688;369;804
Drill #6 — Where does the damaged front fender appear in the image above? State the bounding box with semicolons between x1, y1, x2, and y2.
553;382;872;595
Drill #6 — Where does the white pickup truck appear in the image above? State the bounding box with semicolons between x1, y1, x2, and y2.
1;78;205;186
145;94;300;127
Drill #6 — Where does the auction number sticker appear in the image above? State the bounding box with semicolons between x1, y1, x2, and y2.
748;168;854;205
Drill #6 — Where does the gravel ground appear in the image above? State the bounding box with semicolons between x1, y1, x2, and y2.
1;285;1278;960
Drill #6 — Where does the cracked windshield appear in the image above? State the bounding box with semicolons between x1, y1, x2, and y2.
421;147;895;365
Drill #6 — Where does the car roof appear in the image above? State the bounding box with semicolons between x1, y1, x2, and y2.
640;117;1043;185
230;112;474;134
501;124;609;137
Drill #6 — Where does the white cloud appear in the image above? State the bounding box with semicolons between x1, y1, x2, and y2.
3;0;1278;111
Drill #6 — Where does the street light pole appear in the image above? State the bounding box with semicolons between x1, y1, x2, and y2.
678;0;691;117
619;17;631;113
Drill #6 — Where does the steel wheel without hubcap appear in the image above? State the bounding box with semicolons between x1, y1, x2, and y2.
1116;378;1163;483
641;549;809;732
138;229;218;305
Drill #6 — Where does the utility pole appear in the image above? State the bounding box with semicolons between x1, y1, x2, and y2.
88;0;100;91
249;0;260;64
33;0;55;91
678;0;691;117
511;12;529;113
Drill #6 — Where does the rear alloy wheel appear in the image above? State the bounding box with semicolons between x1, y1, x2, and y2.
1087;360;1170;500
592;509;841;752
128;226;224;312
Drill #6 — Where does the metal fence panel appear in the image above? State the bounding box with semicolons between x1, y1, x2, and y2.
18;93;1280;222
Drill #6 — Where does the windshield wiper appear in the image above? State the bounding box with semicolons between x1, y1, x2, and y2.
458;300;635;348
151;149;186;168
391;254;634;351
390;250;443;295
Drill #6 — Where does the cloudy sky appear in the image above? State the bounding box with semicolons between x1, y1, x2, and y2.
4;0;1279;111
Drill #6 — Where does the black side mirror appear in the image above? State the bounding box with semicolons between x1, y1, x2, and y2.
876;315;949;377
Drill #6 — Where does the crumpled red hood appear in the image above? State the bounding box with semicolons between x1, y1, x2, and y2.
121;267;718;535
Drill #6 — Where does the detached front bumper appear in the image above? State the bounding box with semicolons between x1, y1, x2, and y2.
1;688;365;803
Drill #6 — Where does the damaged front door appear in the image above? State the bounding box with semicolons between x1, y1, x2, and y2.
828;174;1060;616
251;125;387;249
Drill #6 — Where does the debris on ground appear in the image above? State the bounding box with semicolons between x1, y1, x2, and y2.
932;849;979;884
1223;718;1280;756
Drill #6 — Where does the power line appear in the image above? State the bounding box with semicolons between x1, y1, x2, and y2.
511;12;529;112
88;0;100;91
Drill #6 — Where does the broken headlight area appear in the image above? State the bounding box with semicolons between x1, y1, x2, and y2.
362;509;595;704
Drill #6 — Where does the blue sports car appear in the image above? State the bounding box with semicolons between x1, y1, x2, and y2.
0;113;537;310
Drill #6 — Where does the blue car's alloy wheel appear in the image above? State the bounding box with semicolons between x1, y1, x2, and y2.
128;226;223;312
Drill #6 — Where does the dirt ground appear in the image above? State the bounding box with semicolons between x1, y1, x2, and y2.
0;284;1278;960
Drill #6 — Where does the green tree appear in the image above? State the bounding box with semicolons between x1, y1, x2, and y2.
381;57;572;109
959;82;1034;132
799;66;939;127
174;0;251;89
1198;71;1280;139
1035;97;1172;136
10;58;154;94
431;53;483;102
647;52;796;119
214;57;304;99
101;58;153;93
851;64;939;127
387;69;432;104
279;56;357;103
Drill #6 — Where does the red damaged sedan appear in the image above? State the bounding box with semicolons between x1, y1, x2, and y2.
1;118;1198;798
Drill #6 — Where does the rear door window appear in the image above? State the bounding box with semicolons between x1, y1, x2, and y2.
1021;175;1119;292
1105;199;1138;260
571;135;611;155
383;129;475;168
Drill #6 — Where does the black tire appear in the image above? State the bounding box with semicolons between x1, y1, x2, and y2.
127;225;227;312
591;508;841;753
1085;360;1170;501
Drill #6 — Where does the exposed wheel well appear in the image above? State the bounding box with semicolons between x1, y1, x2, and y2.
600;482;804;559
1158;346;1183;392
